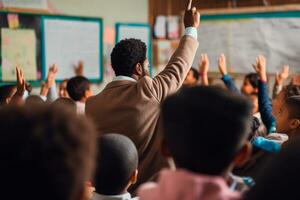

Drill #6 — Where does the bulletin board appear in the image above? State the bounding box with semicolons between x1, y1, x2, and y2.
116;23;153;76
0;11;103;84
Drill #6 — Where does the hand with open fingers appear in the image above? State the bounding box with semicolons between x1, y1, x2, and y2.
218;54;227;76
47;64;58;87
199;54;209;75
15;66;26;96
253;55;267;82
276;65;289;85
184;0;200;28
74;60;84;76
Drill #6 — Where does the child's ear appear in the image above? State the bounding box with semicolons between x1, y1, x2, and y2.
290;119;300;130
85;90;93;98
233;141;252;167
130;169;138;185
254;88;259;94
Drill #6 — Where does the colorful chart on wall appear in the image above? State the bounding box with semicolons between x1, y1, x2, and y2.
1;28;37;81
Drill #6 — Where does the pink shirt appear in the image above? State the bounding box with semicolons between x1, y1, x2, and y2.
138;169;241;200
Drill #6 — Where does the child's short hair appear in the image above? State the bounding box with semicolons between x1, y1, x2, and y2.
66;76;90;101
285;96;300;119
25;95;45;107
283;84;300;99
0;105;96;200
190;68;200;81
0;85;16;106
161;86;252;175
245;73;259;89
52;97;77;114
94;133;138;195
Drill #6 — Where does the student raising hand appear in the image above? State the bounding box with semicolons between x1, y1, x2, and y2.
10;66;26;105
276;65;289;86
199;54;209;86
218;54;227;76
47;64;58;87
15;66;26;97
184;0;200;28
253;55;267;82
74;61;84;76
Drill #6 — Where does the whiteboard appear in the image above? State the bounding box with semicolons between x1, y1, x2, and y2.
194;12;300;74
42;17;102;81
116;23;152;74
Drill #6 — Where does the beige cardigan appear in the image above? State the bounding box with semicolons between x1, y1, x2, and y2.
86;35;199;191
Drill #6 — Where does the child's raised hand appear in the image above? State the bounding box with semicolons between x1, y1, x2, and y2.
199;54;209;75
218;54;227;76
15;66;26;96
47;64;58;87
276;65;289;86
253;55;267;82
74;61;84;76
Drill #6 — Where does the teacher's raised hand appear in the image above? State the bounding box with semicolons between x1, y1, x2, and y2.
184;0;200;28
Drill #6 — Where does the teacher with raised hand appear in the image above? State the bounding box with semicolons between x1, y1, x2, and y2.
86;0;200;191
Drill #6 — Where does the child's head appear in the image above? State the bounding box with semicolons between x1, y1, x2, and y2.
67;76;92;102
52;97;77;114
241;73;259;95
272;84;300;134
274;96;300;137
94;133;138;195
0;105;96;200
161;86;252;176
25;95;45;107
183;68;199;87
59;79;69;98
0;85;17;106
247;93;259;114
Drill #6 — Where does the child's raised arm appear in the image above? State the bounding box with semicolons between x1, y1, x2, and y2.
253;55;276;134
11;66;26;105
199;54;209;86
218;54;240;94
273;65;289;99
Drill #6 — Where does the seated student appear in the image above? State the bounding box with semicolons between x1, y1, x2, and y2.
67;76;92;114
138;86;253;200
218;54;259;96
245;133;300;200
233;56;300;179
183;54;209;87
92;134;138;200
59;61;84;99
0;84;17;106
0;105;96;200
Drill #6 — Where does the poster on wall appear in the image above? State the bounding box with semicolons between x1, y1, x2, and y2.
1;28;37;81
1;0;48;10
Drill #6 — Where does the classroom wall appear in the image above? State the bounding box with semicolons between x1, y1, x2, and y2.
48;0;148;27
44;0;149;93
